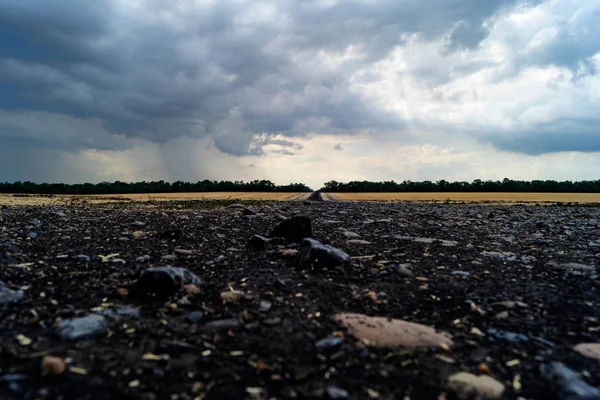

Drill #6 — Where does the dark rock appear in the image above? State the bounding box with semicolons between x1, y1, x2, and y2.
451;270;470;277
248;235;270;251
259;301;272;313
315;336;343;351
29;219;41;227
137;266;202;296
0;281;24;305
202;319;241;331
242;207;256;216
298;238;351;270
542;362;600;400
312;235;331;245
270;215;313;242
187;311;204;323
326;386;349;400
56;314;108;341
487;328;529;344
76;254;90;262
98;306;140;320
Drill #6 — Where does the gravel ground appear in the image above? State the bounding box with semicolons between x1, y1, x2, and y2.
1;200;600;400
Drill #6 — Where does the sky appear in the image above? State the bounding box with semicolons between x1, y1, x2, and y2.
1;0;599;189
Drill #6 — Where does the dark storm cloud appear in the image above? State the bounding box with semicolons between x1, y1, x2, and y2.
0;0;537;157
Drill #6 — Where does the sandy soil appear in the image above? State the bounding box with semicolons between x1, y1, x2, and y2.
323;192;600;203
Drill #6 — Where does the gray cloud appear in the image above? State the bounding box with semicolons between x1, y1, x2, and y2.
333;144;343;151
0;0;538;157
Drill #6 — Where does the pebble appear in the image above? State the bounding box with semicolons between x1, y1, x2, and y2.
326;386;349;399
542;362;600;400
451;270;470;277
574;343;600;361
54;211;66;218
259;301;272;313
248;235;270;251
298;238;351;270
221;290;245;303
56;314;108;341
487;328;528;344
98;305;140;321
342;231;360;239
0;281;24;305
333;313;452;348
314;336;343;351
76;254;90;262
187;311;204;323
202;319;241;331
391;263;415;278
137;266;202;296
269;215;313;242
447;372;505;399
41;356;66;376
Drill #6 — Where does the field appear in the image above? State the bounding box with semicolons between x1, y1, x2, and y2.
0;192;311;206
321;192;600;203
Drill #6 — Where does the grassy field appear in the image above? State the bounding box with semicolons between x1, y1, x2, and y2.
321;192;600;203
0;192;311;206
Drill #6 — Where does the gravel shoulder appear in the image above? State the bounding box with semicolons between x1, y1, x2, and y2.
1;200;599;399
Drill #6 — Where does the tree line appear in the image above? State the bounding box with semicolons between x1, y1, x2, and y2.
0;180;312;194
2;178;599;195
321;178;600;193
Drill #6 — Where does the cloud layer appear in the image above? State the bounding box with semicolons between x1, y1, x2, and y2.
1;0;599;184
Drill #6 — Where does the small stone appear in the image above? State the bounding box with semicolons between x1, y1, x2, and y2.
29;218;42;227
221;290;245;303
202;319;241;331
495;311;509;320
574;343;600;361
76;254;90;262
41;356;66;376
56;314;108;341
487;328;528;344
326;386;349;399
137;266;202;296
298;238;351;270
333;313;452;348
0;281;24;305
116;288;129;297
314;336;343;351
281;249;298;258
97;306;140;321
248;235;270;251
451;270;470;277
347;239;372;245
184;284;201;297
558;263;595;272
27;232;38;239
259;301;272;313
136;255;151;262
491;301;528;309
542;362;600;400
447;372;505;400
270;215;313;242
54;211;66;218
342;231;360;239
364;291;378;302
242;207;256;216
392;264;415;278
187;311;204;323
174;248;194;256
478;363;490;375
132;221;146;226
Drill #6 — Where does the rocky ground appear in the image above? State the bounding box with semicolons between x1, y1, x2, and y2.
1;200;600;400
